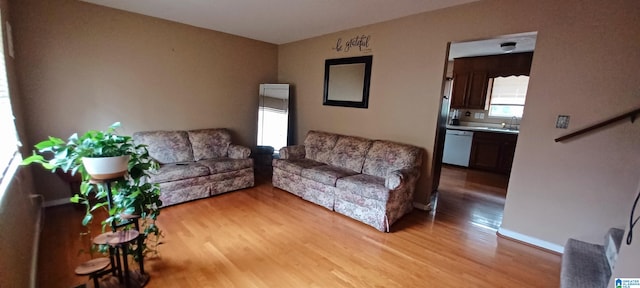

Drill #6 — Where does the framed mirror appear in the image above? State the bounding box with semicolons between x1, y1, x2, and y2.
257;84;290;152
323;55;372;108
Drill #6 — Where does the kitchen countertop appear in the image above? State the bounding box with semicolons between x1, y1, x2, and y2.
446;125;519;134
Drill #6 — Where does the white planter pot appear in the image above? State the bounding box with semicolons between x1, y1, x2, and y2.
82;155;130;180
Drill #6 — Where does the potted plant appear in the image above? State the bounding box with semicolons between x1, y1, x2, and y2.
23;122;137;180
22;122;163;257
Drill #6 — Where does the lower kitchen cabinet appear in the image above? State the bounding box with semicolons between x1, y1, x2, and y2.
469;131;518;174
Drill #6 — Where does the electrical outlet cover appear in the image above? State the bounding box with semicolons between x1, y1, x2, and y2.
556;115;570;129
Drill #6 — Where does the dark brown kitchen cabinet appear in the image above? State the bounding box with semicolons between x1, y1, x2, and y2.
450;72;469;108
489;52;534;77
450;52;533;110
451;71;489;110
469;132;518;174
467;72;489;108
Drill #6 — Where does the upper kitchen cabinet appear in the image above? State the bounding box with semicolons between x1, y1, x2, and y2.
489;52;533;77
451;52;533;110
451;70;489;109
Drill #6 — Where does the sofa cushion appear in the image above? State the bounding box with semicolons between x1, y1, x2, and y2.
304;131;339;164
197;158;253;174
328;136;373;173
362;140;422;178
301;165;358;186
336;174;388;202
187;129;232;161
272;158;325;175
149;162;210;183
133;131;194;164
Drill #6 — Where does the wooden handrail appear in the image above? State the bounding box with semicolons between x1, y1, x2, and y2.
555;108;639;142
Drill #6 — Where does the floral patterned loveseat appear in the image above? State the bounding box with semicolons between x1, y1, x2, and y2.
133;128;254;207
272;130;423;232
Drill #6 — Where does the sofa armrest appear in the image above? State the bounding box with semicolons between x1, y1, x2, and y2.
228;144;251;159
385;168;419;190
279;145;305;160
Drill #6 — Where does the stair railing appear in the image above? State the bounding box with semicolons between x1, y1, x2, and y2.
555;107;639;142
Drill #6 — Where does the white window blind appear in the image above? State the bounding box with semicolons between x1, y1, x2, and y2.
488;76;529;118
0;15;20;183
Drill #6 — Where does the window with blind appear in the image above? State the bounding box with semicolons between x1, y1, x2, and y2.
488;76;529;118
0;14;20;185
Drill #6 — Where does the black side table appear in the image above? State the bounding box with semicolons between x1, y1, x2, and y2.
253;146;275;178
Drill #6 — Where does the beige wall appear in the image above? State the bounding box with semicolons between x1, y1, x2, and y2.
11;0;278;202
501;0;639;247
0;166;39;288
0;0;40;287
279;0;640;249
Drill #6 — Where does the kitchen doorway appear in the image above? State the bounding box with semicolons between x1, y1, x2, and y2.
430;32;537;230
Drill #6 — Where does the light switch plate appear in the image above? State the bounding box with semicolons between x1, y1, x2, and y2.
556;115;570;129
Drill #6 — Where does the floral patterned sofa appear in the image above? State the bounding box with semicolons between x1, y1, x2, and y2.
133;128;254;207
272;130;423;232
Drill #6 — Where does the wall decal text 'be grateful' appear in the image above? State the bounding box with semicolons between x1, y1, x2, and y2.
333;35;371;53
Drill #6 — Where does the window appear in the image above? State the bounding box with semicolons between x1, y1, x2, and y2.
0;15;20;185
488;76;529;118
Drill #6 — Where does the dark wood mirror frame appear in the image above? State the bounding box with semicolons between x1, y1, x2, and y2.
323;55;372;109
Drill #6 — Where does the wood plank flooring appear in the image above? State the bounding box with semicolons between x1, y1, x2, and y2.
434;165;510;231
37;167;560;287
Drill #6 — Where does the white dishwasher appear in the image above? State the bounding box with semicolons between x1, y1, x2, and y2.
443;129;474;167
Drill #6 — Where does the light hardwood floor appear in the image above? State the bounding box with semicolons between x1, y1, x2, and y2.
38;167;560;287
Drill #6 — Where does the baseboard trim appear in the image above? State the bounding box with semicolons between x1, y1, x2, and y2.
44;198;69;207
413;202;432;211
497;227;564;254
30;195;44;288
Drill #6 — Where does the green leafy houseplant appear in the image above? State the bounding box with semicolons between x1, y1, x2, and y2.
22;122;163;257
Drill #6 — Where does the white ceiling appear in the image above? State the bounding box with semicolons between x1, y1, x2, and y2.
449;32;538;60
81;0;479;44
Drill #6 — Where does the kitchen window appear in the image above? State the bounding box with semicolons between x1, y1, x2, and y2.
488;76;529;118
